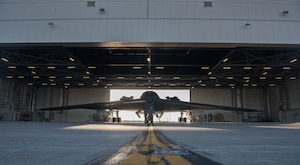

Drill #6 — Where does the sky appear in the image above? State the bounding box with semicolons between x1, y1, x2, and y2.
110;89;190;122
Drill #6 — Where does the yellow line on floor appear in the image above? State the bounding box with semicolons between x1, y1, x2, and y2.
120;125;192;165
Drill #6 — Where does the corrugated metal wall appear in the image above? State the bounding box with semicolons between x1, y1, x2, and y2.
0;0;299;44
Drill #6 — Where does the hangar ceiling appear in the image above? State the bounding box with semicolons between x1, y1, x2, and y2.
0;43;299;89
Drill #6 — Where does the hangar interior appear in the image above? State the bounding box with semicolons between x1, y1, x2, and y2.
0;0;300;122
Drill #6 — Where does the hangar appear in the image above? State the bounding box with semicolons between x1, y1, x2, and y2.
0;0;300;123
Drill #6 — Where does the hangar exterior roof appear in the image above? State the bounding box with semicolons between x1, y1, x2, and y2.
0;43;299;89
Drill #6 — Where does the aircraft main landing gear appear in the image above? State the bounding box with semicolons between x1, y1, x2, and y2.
112;111;121;123
112;117;121;123
178;111;187;123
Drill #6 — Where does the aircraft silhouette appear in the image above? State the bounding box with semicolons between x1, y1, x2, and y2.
39;91;259;124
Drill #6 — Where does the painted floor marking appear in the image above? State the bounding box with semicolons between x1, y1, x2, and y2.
120;125;192;165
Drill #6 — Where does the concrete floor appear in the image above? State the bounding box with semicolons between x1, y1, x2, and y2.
0;122;299;165
156;122;300;165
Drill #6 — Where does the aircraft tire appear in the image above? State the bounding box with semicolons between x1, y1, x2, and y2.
117;117;121;123
183;117;187;123
112;117;116;122
179;117;182;123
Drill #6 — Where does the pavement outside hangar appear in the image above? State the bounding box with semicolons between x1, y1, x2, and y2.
0;122;300;165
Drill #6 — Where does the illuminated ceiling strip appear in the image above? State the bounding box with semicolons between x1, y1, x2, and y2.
201;66;210;70
27;66;35;69
223;58;228;63
47;66;55;69
155;66;165;70
290;59;297;63
263;66;271;70
251;84;257;87
8;66;16;69
133;66;142;69
283;66;291;70
88;66;96;69
243;66;252;70
222;66;231;70
1;57;8;62
6;76;13;79
69;57;75;62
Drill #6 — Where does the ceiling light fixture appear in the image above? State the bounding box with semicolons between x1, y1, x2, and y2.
155;66;165;70
69;57;75;62
275;77;282;80
200;84;207;87
223;58;229;63
283;66;291;70
27;66;35;69
6;76;13;79
8;66;16;69
88;66;96;69
201;66;210;70
251;84;257;87
263;66;272;70
243;66;252;70
290;59;297;63
67;66;76;69
269;84;275;87
1;57;8;62
47;66;55;69
133;66;142;69
223;66;231;70
208;71;213;75
227;77;234;80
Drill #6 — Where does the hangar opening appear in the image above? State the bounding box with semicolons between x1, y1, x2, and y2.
110;89;190;122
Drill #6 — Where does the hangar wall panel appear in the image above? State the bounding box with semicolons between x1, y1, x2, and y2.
0;79;33;121
285;80;300;122
191;88;265;122
0;0;299;44
35;87;109;122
